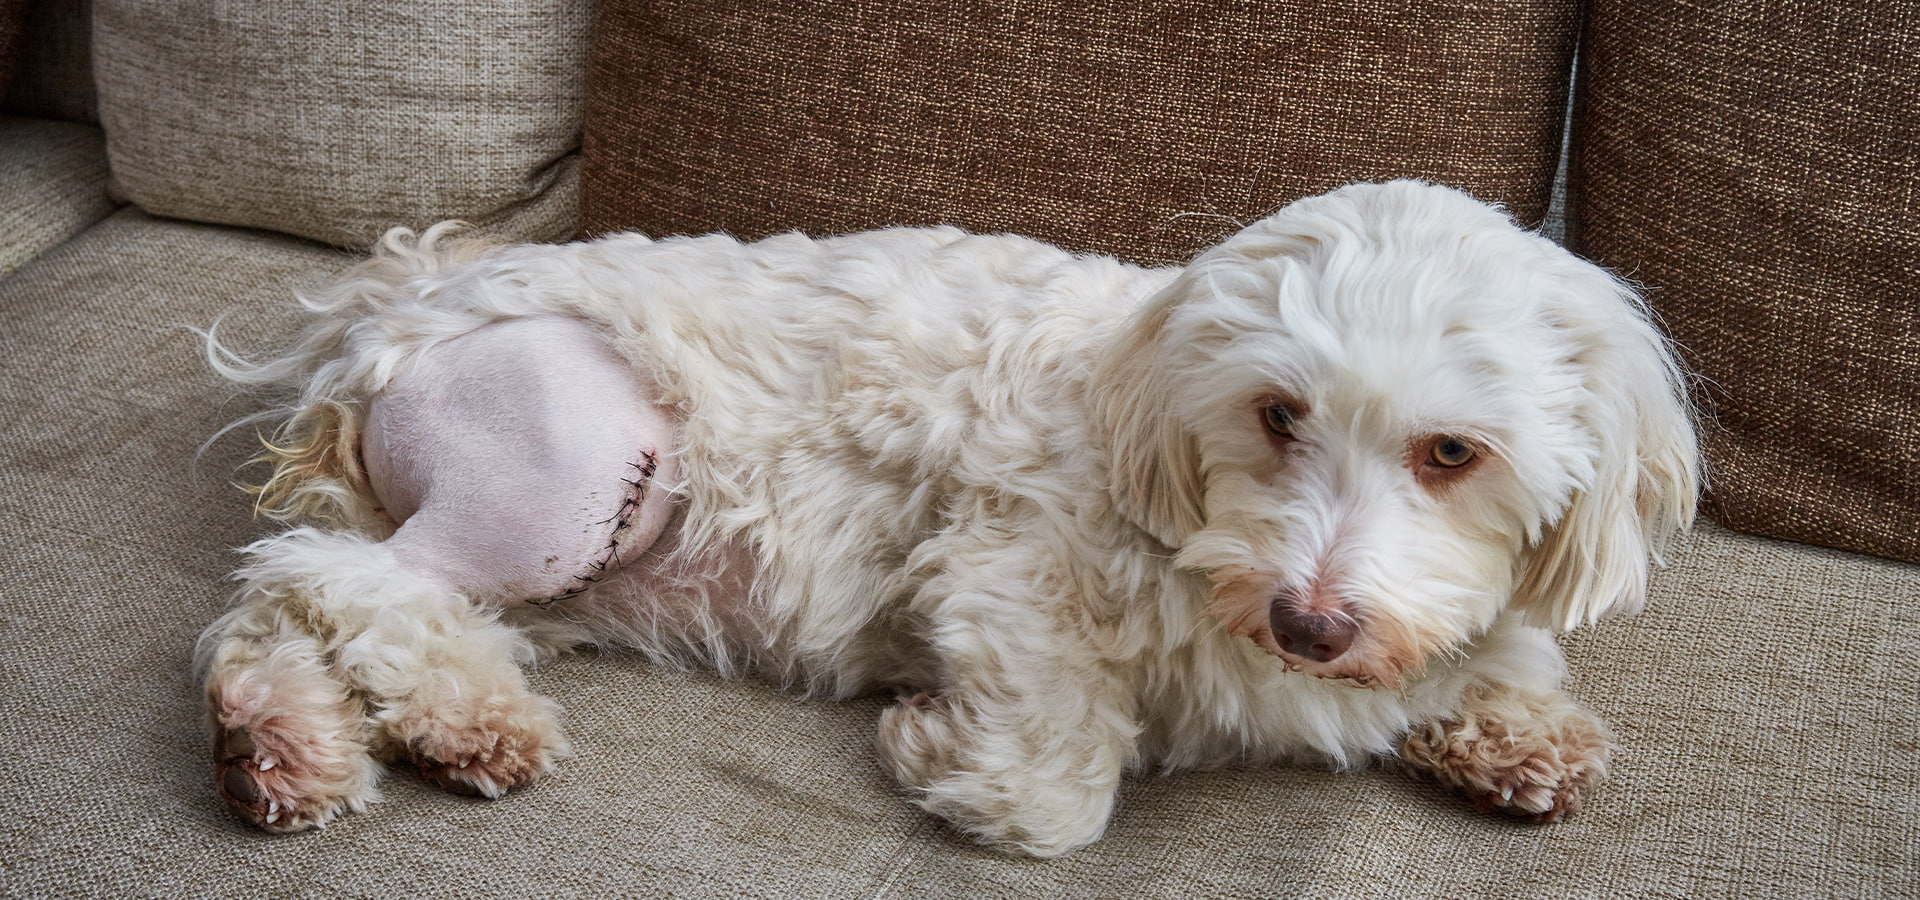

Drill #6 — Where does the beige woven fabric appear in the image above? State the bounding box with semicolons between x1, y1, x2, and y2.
1;212;1914;897
581;0;1579;266
0;0;94;124
1570;0;1920;563
0;117;114;277
91;0;591;249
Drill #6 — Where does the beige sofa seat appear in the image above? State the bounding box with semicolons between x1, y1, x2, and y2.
0;0;1915;895
0;116;114;278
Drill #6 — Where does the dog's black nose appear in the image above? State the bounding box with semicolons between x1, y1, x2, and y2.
1269;602;1357;662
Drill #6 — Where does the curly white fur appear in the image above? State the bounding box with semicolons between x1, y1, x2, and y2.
198;181;1698;855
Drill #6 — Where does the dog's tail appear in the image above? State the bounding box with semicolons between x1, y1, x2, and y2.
237;399;374;527
204;222;498;529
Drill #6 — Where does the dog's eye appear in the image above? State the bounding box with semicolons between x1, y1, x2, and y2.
1262;404;1295;438
1428;437;1476;468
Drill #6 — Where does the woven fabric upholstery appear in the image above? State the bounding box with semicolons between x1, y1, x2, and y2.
0;117;115;278
90;0;592;248
581;0;1579;265
1570;0;1920;563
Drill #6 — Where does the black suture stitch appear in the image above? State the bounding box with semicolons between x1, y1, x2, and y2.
530;450;658;607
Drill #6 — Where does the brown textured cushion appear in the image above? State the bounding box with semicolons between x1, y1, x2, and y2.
581;0;1579;265
1;0;96;124
0;0;25;96
1570;1;1920;563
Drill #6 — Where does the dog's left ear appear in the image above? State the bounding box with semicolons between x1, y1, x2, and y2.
1090;282;1207;548
1512;265;1702;632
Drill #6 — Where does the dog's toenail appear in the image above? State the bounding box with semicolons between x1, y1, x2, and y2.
222;765;260;804
433;772;484;796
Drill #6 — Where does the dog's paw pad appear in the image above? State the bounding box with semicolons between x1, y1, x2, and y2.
213;726;344;833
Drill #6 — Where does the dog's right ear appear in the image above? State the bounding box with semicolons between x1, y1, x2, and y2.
1091;284;1207;548
1510;266;1702;632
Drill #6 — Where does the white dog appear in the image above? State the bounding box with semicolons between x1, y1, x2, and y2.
198;181;1698;856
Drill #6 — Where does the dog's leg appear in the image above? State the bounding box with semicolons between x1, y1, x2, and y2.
875;545;1141;857
209;527;565;809
201;580;383;832
204;316;679;829
350;315;679;799
317;537;572;800
1397;624;1614;823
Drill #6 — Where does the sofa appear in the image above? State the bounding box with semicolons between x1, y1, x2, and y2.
2;0;1913;896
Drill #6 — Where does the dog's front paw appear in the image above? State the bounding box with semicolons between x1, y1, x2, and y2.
1399;683;1613;824
877;691;1122;857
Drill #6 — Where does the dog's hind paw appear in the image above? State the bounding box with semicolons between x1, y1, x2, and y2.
206;640;383;833
381;690;572;799
212;719;381;833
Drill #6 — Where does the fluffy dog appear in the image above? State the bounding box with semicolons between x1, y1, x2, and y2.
198;181;1698;856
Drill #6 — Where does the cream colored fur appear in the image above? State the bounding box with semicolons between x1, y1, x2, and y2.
198;181;1698;856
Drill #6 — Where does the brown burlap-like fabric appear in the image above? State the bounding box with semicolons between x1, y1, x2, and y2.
0;0;26;95
0;117;115;278
581;0;1578;265
1570;1;1920;564
0;0;96;124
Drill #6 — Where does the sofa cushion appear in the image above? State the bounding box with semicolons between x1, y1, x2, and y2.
0;116;116;278
580;0;1580;265
1569;0;1920;563
91;0;592;249
0;0;25;93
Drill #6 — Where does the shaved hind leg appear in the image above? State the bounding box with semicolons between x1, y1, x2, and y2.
203;315;680;828
356;315;680;797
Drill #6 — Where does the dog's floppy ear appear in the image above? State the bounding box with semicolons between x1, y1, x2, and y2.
1513;268;1702;632
1091;282;1207;548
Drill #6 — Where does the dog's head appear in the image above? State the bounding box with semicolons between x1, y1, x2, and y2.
1093;181;1699;689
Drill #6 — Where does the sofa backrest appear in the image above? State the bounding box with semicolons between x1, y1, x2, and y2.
1;0;95;124
578;0;1582;266
1571;0;1920;564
